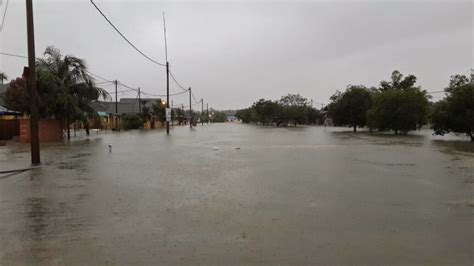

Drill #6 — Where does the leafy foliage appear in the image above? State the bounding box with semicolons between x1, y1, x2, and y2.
152;101;166;122
122;114;143;130
327;85;372;132
236;94;321;126
431;74;473;141
367;70;430;134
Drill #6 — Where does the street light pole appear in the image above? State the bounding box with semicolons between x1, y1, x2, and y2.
201;99;204;126
26;0;40;164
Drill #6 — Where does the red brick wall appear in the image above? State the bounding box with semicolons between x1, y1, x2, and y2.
0;120;20;140
19;119;63;143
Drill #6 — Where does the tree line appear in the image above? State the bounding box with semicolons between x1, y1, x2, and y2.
327;70;472;140
236;94;322;126
236;70;473;141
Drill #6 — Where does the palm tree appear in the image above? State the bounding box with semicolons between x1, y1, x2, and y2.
0;72;7;84
37;46;109;139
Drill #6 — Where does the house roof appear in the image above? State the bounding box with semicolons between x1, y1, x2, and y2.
0;106;20;115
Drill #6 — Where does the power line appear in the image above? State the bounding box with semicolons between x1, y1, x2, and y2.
89;0;166;67
174;101;202;107
0;51;27;58
169;69;188;91
118;81;188;97
0;0;9;32
0;50;189;98
0;51;115;84
191;89;199;104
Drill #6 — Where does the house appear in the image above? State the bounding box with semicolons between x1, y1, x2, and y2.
90;98;163;129
226;115;239;122
90;98;162;115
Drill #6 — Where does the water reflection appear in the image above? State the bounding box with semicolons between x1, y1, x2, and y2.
431;139;474;154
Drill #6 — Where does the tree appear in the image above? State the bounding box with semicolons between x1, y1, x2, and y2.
367;70;429;134
0;72;7;84
122;114;143;130
4;47;109;139
4;70;60;117
152;101;166;123
431;74;473;141
174;108;186;125
4;78;29;113
278;94;309;126
236;108;255;123
36;46;109;139
327;85;372;132
210;110;226;122
236;94;323;126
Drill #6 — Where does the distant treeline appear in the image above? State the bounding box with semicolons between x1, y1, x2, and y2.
237;70;473;141
236;94;322;127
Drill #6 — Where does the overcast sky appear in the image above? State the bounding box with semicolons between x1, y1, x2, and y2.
0;0;472;109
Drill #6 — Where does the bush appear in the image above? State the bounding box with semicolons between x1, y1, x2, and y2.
122;114;143;130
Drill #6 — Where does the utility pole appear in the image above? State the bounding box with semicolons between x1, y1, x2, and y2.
201;99;204;126
166;62;170;134
115;80;118;114
163;12;170;135
189;87;192;129
207;103;209;124
26;0;40;164
138;87;141;115
114;79;118;130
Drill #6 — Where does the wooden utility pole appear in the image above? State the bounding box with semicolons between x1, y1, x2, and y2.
207;103;209;124
189;87;192;129
138;87;141;115
114;79;118;130
166;62;170;134
163;12;170;135
115;80;118;114
201;99;204;126
26;0;40;164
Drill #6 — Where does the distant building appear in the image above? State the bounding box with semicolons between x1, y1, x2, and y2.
90;98;162;116
226;115;239;122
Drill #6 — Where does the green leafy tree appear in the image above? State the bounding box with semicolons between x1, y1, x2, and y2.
306;107;322;125
210;110;226;122
236;108;255;123
327;85;372;132
279;94;309;126
122;114;143;130
367;70;429;134
152;101;166;122
431;74;473;141
36;46;109;139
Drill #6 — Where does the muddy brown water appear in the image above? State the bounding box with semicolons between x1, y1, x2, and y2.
0;124;472;265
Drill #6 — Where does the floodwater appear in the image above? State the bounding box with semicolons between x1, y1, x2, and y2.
0;124;472;265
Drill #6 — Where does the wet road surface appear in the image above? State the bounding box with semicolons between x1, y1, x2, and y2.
0;124;473;265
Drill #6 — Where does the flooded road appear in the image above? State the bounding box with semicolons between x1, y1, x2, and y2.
0;124;472;265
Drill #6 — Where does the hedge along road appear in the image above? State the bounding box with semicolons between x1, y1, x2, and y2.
0;123;472;265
